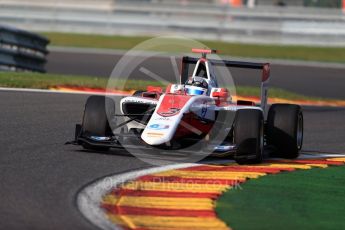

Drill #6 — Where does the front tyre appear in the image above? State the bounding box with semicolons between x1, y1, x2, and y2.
234;109;264;164
267;104;303;159
132;90;144;97
82;96;115;151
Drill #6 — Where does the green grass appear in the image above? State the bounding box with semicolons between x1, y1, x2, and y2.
216;166;345;230
44;32;150;51
236;86;327;101
0;72;338;102
43;32;345;63
0;72;160;91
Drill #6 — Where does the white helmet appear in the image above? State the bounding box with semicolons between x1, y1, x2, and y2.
185;77;208;95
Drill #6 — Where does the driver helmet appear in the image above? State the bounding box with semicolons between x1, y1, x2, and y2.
185;77;208;95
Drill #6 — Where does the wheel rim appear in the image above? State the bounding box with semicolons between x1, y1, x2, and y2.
297;112;303;150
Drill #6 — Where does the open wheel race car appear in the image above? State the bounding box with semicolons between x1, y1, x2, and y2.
70;49;303;164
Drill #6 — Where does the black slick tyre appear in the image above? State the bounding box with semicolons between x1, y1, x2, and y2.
267;104;303;159
133;90;144;97
82;96;115;151
234;109;264;164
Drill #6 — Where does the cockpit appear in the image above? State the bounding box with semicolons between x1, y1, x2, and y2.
185;76;209;96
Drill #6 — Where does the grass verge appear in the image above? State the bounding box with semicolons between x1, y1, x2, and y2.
0;72;338;102
216;166;345;230
43;32;345;63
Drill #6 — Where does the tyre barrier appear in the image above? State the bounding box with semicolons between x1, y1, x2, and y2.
0;25;49;72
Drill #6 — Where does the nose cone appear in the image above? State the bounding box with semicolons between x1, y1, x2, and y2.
141;94;195;145
142;122;178;145
141;126;171;145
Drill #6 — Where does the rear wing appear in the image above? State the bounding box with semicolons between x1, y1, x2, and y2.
181;56;270;113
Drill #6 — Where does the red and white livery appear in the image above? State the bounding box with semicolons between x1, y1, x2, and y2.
72;49;304;164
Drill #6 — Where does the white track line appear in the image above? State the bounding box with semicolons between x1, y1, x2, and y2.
76;153;345;230
77;163;199;230
0;87;127;96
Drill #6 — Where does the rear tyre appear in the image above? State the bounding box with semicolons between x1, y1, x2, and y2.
234;109;264;164
133;90;144;97
82;96;115;151
267;104;303;159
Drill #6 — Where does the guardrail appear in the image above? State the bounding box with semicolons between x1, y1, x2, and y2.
0;25;49;72
0;0;344;46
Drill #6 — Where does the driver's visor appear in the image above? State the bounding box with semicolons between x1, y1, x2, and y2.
186;88;205;95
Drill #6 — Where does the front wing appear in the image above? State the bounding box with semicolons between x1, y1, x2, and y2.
67;124;238;156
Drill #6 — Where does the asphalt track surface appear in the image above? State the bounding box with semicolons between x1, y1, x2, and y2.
0;89;345;229
46;50;345;99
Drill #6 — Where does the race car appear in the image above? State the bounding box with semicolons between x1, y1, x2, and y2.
70;49;303;164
